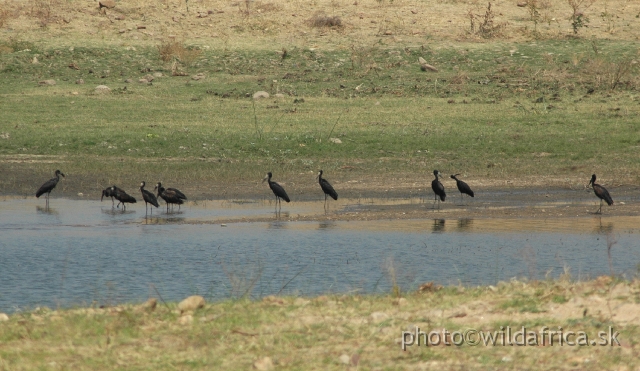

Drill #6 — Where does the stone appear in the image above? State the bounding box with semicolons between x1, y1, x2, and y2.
253;357;274;371
191;73;205;81
253;91;270;99
153;72;163;78
329;137;342;144
124;78;132;83
115;14;125;20
177;314;193;325
39;79;56;86
178;295;205;313
144;74;154;82
0;313;9;322
138;78;149;83
75;79;84;84
370;311;389;323
339;354;350;364
274;93;285;98
94;85;111;94
99;0;116;9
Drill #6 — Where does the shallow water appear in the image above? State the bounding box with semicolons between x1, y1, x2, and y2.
1;198;639;313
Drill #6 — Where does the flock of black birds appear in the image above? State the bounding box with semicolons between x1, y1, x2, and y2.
35;169;615;215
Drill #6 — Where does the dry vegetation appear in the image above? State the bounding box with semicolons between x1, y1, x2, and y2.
1;277;639;370
0;0;638;45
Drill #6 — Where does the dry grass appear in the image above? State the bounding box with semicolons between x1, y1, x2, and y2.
0;0;637;46
309;12;343;28
157;39;202;67
1;278;639;370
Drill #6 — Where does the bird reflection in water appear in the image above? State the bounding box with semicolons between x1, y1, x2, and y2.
457;218;473;231
594;217;614;235
432;219;445;233
36;205;58;215
268;220;288;230
318;221;337;230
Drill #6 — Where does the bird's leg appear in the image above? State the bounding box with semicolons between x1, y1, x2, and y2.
597;199;603;214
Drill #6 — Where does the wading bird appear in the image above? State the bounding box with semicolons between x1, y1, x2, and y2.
431;170;446;209
155;182;186;212
101;185;124;207
140;181;159;214
36;170;65;205
111;186;136;210
263;172;290;212
450;174;475;205
317;170;338;211
588;174;613;214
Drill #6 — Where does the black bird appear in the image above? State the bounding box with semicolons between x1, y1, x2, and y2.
36;170;65;204
588;174;613;214
450;174;474;205
262;172;290;212
111;185;137;210
317;170;338;211
155;183;185;212
101;185;124;207
431;170;446;209
140;181;159;214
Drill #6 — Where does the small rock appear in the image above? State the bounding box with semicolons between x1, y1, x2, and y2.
274;93;285;98
75;79;84;85
253;357;274;371
144;74;154;82
329;137;342;144
517;2;527;6
177;314;193;325
99;0;116;9
39;79;56;86
118;29;126;34
370;311;388;323
77;192;83;197
0;313;9;322
253;91;270;99
124;78;132;83
178;295;205;313
191;73;206;81
339;354;350;365
32;56;38;64
153;72;163;78
138;78;149;84
115;15;125;20
94;85;111;94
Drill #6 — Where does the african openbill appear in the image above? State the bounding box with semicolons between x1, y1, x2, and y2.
450;174;474;205
36;170;65;205
262;172;290;212
155;182;185;212
431;170;446;209
101;185;124;207
111;185;136;210
140;181;159;214
317;170;338;211
588;174;613;214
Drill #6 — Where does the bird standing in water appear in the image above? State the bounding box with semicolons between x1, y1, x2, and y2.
140;181;159;215
588;174;613;214
317;170;338;211
111;186;136;210
450;174;474;205
431;170;446;209
262;172;290;212
155;182;186;212
36;170;65;205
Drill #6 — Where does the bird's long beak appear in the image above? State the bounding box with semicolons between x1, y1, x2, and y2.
60;173;65;177
262;175;268;183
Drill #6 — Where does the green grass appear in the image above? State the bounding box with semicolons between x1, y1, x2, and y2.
1;39;640;195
